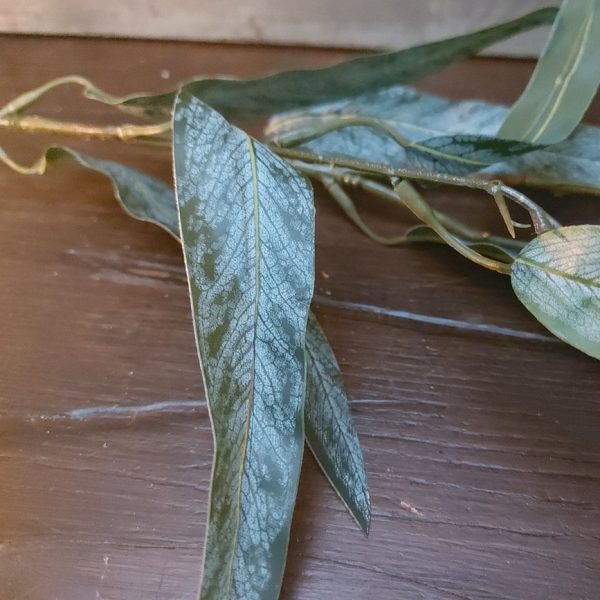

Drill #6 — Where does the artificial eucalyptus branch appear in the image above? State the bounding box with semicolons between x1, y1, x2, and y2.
2;2;600;599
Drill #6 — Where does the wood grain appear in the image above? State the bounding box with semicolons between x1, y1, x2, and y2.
0;35;599;600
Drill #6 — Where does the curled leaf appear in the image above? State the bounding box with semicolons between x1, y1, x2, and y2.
405;225;521;263
0;145;178;237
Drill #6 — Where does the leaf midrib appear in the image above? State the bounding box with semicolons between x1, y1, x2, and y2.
515;254;600;288
223;133;261;597
525;4;594;142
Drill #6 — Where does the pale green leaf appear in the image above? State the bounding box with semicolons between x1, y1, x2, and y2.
173;90;316;599
499;0;600;144
511;226;600;359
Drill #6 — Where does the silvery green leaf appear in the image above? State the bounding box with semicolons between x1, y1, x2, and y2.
511;226;600;359
115;8;556;119
499;0;600;144
266;87;541;175
173;90;315;599
267;84;600;195
4;144;370;533
305;313;370;533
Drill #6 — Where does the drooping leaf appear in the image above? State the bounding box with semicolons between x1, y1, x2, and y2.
2;143;370;532
511;225;600;359
499;0;600;144
304;313;370;533
0;145;179;237
173;90;316;599
405;225;521;263
394;180;512;274
267;83;600;195
9;8;552;121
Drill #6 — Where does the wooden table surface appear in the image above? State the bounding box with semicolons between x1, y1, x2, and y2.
1;35;599;600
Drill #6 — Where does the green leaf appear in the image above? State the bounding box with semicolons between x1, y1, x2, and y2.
0;145;179;237
1;143;370;532
396;134;540;175
499;0;600;144
113;7;556;120
267;83;600;195
266;89;543;175
405;225;521;263
173;90;316;599
304;313;370;533
394;181;512;274
269;113;541;176
511;226;600;359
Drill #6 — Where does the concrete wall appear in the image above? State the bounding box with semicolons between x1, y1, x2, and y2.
0;0;558;55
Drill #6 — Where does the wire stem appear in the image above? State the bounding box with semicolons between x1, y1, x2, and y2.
0;115;171;145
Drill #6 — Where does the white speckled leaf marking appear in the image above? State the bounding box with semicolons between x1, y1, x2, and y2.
173;90;315;600
304;313;370;533
511;226;600;359
27;144;369;537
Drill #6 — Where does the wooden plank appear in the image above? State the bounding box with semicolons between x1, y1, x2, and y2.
0;0;557;56
1;34;599;600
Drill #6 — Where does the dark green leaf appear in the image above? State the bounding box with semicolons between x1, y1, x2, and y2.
304;313;370;533
117;8;556;119
173;90;315;599
511;225;600;359
499;0;600;144
267;83;600;195
402;134;541;175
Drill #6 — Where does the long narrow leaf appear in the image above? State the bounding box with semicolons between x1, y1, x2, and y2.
499;0;600;144
2;144;370;532
8;8;552;121
304;313;370;533
173;91;315;599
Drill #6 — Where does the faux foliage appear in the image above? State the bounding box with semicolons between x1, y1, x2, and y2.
1;3;599;599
